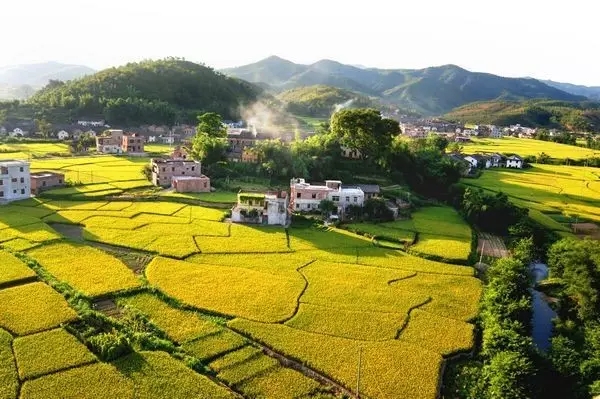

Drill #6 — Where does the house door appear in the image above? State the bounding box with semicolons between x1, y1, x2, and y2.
262;215;268;225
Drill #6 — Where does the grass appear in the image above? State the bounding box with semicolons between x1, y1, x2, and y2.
13;328;96;379
182;330;248;361
118;293;221;343
0;329;18;399
19;362;134;399
230;319;443;399
113;351;236;399
146;257;305;322
397;309;474;355
462;137;600;160
28;242;140;296
0;282;77;335
0;250;36;286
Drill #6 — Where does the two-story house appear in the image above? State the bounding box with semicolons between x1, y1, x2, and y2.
231;191;289;226
289;178;365;216
0;160;31;203
150;149;210;192
505;155;524;169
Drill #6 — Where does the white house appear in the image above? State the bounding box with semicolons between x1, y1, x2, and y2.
0;160;31;203
506;155;523;169
231;191;289;226
9;128;25;137
489;153;505;167
289;178;365;216
77;120;105;127
464;155;491;169
147;136;157;143
57;130;70;140
489;125;503;138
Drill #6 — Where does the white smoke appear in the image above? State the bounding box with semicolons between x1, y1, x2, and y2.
239;101;299;138
334;98;355;112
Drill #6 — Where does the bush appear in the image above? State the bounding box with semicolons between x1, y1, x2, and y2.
87;331;132;361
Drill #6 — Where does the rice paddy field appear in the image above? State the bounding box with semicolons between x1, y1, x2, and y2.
462;164;600;233
345;206;473;263
462;137;600;160
0;191;482;398
0;142;71;160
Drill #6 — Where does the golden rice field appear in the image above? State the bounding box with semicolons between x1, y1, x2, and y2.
462;137;600;160
463;164;600;231
0;193;483;398
0;250;36;286
13;328;96;380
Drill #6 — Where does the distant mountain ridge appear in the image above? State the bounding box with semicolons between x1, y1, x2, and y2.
0;61;95;100
540;80;600;101
222;56;586;115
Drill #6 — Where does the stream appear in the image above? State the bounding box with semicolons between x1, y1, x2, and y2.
530;263;557;352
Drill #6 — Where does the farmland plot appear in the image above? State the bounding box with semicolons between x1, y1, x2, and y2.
0;250;35;286
0;329;18;399
28;242;140;296
0;283;77;335
13;328;96;379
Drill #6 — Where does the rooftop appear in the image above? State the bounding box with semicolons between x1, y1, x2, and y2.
0;160;29;166
171;175;208;181
31;171;64;178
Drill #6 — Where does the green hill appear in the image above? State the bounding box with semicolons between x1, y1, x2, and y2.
28;58;261;125
222;57;585;115
444;100;600;132
276;85;376;117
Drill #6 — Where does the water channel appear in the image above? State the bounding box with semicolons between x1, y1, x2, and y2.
530;262;557;352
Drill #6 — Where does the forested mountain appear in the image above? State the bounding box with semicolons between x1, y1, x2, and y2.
275;85;377;117
222;57;585;115
540;80;600;101
444;100;600;132
0;62;95;100
27;59;261;125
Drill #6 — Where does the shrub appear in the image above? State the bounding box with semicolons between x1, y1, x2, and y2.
87;331;132;361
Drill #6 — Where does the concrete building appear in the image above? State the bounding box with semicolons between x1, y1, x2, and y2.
231;191;289;226
172;176;211;193
506;155;524;168
150;148;210;192
30;171;65;195
0;160;31;203
96;129;145;154
121;134;145;153
289;178;365;216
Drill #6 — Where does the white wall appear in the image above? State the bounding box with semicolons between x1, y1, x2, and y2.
0;163;31;202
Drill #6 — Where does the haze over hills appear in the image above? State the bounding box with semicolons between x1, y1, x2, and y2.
222;56;587;115
0;61;95;100
540;80;600;101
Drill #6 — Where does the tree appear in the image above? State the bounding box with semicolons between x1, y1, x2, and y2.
35;118;53;138
196;112;226;138
536;152;551;164
363;198;394;222
318;199;336;217
484;350;535;399
330;108;399;164
189;133;227;166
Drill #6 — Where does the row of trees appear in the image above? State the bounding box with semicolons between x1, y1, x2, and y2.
191;109;466;199
448;238;538;399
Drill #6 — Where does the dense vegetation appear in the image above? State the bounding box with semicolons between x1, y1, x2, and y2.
547;238;600;398
445;99;600;132
223;56;584;115
26;58;260;125
275;85;376;117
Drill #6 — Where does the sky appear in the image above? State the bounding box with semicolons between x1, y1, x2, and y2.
3;0;599;86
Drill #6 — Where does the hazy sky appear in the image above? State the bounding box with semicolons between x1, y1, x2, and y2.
4;0;598;85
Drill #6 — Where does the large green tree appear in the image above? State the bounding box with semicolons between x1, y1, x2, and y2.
329;108;399;163
196;112;227;138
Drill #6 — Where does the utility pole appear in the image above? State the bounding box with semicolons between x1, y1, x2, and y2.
479;240;485;264
356;347;362;398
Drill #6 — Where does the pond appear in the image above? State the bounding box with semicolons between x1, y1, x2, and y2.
530;263;557;352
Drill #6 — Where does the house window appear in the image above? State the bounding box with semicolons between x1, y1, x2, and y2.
312;193;316;199
59;180;62;184
346;196;350;202
162;168;165;172
191;166;195;171
13;190;17;194
203;182;207;188
307;204;311;209
354;197;358;202
332;196;339;201
12;178;17;183
0;180;3;186
296;193;301;198
0;191;3;197
20;177;24;183
296;203;300;209
172;167;175;171
20;189;25;194
42;181;47;186
19;167;23;172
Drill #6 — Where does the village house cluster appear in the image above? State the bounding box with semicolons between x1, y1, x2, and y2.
448;152;524;175
96;129;145;154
